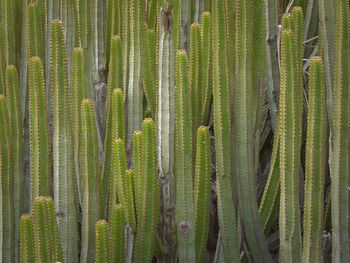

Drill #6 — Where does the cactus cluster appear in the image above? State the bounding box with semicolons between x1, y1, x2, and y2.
0;0;348;262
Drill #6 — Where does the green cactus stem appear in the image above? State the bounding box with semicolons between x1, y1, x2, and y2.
71;47;86;205
134;118;160;263
28;57;51;203
211;0;240;261
27;3;45;62
80;99;101;263
32;196;63;263
124;169;137;231
20;215;35;263
331;1;350;262
175;50;196;262
2;0;18;67
0;94;15;262
50;19;79;262
95;220;109;263
194;126;210;263
133;130;143;224
5;65;23;258
110;204;126;263
0;24;6;95
302;57;328;262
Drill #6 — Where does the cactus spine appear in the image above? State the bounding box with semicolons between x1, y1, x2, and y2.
28;57;51;202
27;3;45;62
32;196;63;263
134;118;160;263
302;57;328;262
95;220;110;263
110;204;126;263
20;215;35;263
194;126;210;263
50;19;79;262
0;94;15;262
211;0;240;261
331;1;350;261
80;99;101;262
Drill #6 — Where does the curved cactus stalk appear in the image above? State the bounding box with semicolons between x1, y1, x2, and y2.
302;57;328;262
133;130;143;223
279;26;303;262
199;12;212;124
71;47;86;205
0;94;15;262
20;215;35;263
134;118;160;263
110;204;126;263
189;23;201;130
95;220;109;263
6;65;23;257
175;50;196;262
194;126;210;263
211;1;240;261
102;36;124;209
32;196;63;263
80;99;101;263
331;1;350;262
28;57;51;203
50;19;79;262
231;0;271;261
126;0;144;155
143;24;157;117
27;3;45;62
109;138;127;220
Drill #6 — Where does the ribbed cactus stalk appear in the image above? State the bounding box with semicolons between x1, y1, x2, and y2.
28;57;51;202
27;3;45;61
102;36;124;208
0;94;15;262
126;0;144;155
110;204;126;263
124;169;137;231
331;1;350;262
50;19;79;262
105;0;121;69
71;47;86;204
110;138;127;220
143;24;157;116
199;12;211;124
174;50;195;262
95;220;109;263
5;65;23;258
80;99;101;263
232;0;271;261
211;0;239;261
2;0;17;67
194;126;210;263
134;118;160;263
0;24;6;94
20;215;35;263
302;57;327;262
133;130;143;223
279;13;303;261
32;196;63;263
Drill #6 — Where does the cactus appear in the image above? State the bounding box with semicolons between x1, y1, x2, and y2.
32;196;63;263
50;19;79;262
95;220;110;263
124;169;137;231
134;118;160;263
20;215;35;263
211;1;240;261
175;50;195;262
0;24;6;95
2;0;18;67
28;57;51;202
331;1;350;262
5;65;23;258
302;57;328;262
0;94;15;262
109;204;126;263
71;47;86;204
279;19;303;262
133;130;143;223
194;126;210;263
80;99;101;262
27;3;45;62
